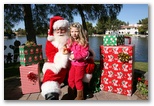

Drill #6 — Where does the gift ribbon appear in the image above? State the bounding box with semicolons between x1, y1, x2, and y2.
27;71;38;83
118;53;131;62
25;41;36;46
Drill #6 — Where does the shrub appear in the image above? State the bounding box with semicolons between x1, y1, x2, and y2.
136;76;148;97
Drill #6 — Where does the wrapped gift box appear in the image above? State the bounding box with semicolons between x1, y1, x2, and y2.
19;45;43;66
100;45;135;96
103;35;124;46
19;63;41;94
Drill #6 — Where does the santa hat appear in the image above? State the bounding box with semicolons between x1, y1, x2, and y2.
47;16;69;41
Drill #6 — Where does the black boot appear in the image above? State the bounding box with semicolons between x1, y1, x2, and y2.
61;87;77;100
83;82;93;99
45;92;59;100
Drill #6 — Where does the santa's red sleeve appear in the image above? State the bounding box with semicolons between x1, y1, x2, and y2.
43;40;69;75
45;41;58;62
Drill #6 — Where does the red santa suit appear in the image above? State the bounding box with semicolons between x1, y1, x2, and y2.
41;16;69;99
82;49;95;83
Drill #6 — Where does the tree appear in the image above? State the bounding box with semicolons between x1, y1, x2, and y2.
4;4;123;42
4;4;23;36
138;18;148;34
4;4;51;43
32;4;50;35
16;28;26;35
95;16;126;34
95;17;108;34
86;22;95;35
51;4;123;31
106;18;126;31
23;4;36;43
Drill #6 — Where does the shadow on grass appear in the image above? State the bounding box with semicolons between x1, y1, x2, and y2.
4;62;20;79
4;77;23;100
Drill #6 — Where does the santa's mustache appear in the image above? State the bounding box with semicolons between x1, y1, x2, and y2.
58;34;64;36
55;33;65;36
54;32;69;37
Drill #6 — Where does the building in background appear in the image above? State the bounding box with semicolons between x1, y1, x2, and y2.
105;24;142;35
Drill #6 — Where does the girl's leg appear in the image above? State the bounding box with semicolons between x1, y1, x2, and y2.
68;65;75;89
74;66;85;100
62;65;76;100
75;66;85;90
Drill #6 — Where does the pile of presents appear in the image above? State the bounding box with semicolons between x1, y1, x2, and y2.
19;41;43;94
99;34;135;96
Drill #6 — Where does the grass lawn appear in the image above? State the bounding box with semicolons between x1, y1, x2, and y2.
4;61;148;80
4;62;20;80
134;62;148;72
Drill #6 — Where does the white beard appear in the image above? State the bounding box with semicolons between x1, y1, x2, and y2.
52;32;69;50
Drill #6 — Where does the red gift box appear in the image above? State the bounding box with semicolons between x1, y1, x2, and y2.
19;63;41;94
100;45;135;96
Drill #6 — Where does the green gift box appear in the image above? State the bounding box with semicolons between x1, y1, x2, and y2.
103;35;125;46
19;45;43;66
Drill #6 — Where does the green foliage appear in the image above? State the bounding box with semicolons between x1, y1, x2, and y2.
86;22;95;35
90;64;101;93
4;4;50;36
136;77;148;96
4;4;123;35
95;18;107;34
138;18;148;34
32;4;51;35
95;17;126;34
4;28;13;35
16;28;26;35
4;4;24;30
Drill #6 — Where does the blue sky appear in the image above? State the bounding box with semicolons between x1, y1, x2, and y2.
13;4;148;30
117;4;148;24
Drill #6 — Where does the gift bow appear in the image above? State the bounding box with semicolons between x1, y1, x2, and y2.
25;41;36;46
118;53;131;62
27;71;38;83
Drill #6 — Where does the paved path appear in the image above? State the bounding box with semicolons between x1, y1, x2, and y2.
4;77;145;100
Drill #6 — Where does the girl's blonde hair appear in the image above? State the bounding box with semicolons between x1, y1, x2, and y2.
69;22;88;47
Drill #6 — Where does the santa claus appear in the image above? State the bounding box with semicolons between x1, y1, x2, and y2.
41;16;70;100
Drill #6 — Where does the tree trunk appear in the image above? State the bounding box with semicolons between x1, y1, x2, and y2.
77;5;87;32
76;5;89;40
23;4;37;44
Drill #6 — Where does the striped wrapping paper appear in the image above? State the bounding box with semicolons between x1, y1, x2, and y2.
19;63;41;94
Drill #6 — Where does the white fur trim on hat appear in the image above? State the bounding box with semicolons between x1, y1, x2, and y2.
41;81;61;98
53;20;69;29
47;35;54;41
82;74;93;83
